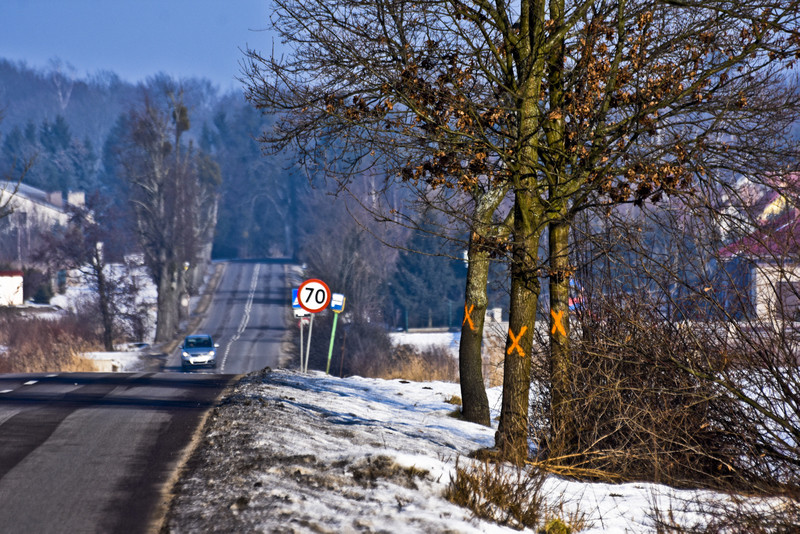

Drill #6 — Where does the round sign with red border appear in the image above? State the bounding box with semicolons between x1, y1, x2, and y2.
297;278;331;313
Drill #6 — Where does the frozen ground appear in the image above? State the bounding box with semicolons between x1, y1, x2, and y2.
162;369;757;533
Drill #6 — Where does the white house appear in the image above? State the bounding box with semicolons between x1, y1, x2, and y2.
0;181;74;228
0;271;23;306
0;182;84;264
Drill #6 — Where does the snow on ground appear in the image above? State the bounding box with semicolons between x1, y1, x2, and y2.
81;350;147;372
164;369;751;533
389;331;460;357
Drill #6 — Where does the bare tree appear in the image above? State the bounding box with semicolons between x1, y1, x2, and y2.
36;198;130;351
48;58;76;112
243;0;800;462
117;88;220;342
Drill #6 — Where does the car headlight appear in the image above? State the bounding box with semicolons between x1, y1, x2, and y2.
209;350;216;357
182;351;190;358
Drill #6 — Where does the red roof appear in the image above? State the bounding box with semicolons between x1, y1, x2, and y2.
0;271;23;277
720;209;800;259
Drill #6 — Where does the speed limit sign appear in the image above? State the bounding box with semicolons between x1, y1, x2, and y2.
297;279;331;313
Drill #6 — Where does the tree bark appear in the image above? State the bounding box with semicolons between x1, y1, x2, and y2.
154;262;179;342
94;248;114;352
548;215;575;457
495;188;542;463
459;187;510;426
459;233;491;426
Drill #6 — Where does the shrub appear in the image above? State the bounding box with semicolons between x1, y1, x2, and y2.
0;315;100;373
530;299;755;490
648;491;800;533
307;319;458;382
445;458;589;532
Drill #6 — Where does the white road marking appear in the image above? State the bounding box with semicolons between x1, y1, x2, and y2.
0;390;13;394
221;263;261;372
23;380;37;386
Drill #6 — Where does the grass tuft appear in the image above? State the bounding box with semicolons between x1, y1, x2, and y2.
445;458;590;532
0;315;101;373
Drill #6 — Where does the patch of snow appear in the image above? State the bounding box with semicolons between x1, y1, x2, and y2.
82;351;145;373
166;370;782;532
389;331;460;356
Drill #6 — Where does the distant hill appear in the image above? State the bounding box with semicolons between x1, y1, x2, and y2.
0;58;138;148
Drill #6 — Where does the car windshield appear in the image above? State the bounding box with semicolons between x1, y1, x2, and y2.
185;337;212;348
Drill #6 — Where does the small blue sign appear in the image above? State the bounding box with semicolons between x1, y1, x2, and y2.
331;293;345;313
292;288;300;309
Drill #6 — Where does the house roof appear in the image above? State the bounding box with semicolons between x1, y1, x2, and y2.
720;204;800;259
0;181;65;210
0;271;24;277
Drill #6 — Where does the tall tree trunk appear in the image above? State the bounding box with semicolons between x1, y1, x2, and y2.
94;249;114;352
459;233;491;426
459;188;509;426
495;189;542;463
154;262;179;342
548;215;575;457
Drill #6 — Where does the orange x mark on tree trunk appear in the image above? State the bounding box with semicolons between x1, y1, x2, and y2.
551;309;567;337
463;304;475;331
507;326;528;357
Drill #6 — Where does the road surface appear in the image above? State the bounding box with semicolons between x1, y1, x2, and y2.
0;260;291;533
0;372;234;533
168;260;289;374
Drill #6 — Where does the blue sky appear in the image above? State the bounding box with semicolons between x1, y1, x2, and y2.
0;0;275;92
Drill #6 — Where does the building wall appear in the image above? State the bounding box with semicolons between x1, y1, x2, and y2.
0;182;71;228
753;262;800;323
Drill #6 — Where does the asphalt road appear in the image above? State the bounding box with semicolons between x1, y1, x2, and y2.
0;372;234;534
169;261;289;374
0;260;291;533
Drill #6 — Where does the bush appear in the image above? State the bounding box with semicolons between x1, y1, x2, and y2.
530;299;755;490
0;314;101;373
648;491;800;533
22;267;53;303
444;458;589;532
360;343;457;382
297;319;458;382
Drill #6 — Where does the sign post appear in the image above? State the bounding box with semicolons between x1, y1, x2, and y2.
295;279;331;373
326;294;346;374
292;288;311;371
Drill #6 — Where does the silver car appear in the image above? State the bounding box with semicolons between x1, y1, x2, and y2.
180;334;219;370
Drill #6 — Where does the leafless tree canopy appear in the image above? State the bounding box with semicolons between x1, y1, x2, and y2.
117;89;220;342
244;0;800;463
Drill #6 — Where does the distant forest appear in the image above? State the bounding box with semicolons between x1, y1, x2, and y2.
0;58;303;259
0;58;501;329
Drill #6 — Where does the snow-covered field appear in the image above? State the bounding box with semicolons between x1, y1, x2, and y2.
388;331;460;357
162;369;767;533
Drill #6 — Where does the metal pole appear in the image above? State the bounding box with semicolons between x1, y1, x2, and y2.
339;330;347;378
326;312;340;375
305;314;314;372
299;320;305;372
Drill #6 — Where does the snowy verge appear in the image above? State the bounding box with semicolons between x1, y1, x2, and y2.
164;369;777;533
81;351;145;372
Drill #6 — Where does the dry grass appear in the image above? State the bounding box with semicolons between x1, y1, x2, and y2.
0;315;102;373
363;344;458;382
445;458;590;532
648;491;800;533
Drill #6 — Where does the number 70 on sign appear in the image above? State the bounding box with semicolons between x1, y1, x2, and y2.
297;279;331;313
